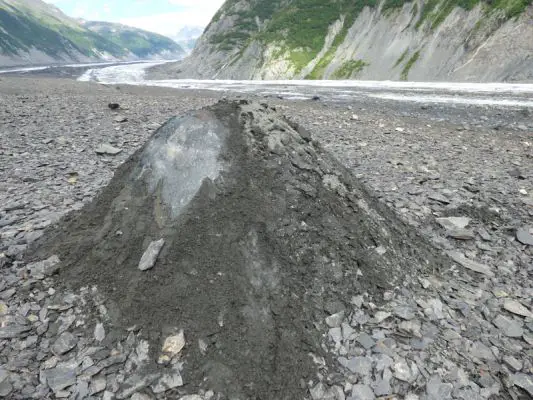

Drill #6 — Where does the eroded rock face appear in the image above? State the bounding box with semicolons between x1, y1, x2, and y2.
29;101;448;398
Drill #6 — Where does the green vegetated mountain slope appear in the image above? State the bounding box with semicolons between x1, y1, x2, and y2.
156;0;533;81
83;21;185;59
0;0;183;66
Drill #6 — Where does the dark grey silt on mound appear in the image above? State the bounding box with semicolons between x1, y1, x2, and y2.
29;100;449;399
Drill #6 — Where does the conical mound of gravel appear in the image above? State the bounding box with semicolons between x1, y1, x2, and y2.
30;100;448;399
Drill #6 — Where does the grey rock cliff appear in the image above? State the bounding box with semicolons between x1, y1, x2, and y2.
149;0;533;82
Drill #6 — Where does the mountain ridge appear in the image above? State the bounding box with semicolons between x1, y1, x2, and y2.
83;21;185;60
0;0;184;66
150;0;533;82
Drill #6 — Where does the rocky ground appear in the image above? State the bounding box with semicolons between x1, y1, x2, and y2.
0;76;532;400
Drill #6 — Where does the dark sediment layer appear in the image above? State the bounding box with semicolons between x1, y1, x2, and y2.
29;100;449;398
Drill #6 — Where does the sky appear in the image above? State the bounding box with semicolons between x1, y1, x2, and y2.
43;0;226;36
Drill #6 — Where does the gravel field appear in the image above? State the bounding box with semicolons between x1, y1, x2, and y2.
0;76;532;399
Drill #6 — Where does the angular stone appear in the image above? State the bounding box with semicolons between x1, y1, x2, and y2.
447;251;494;276
52;332;78;355
102;391;115;400
326;311;345;328
374;354;394;372
138;239;165;271
151;369;184;393
341;323;355;340
394;306;416;320
373;338;397;357
426;375;453;400
42;367;76;392
442;329;461;341
503;356;523;372
0;368;8;384
512;373;533;396
26;255;61;279
161;330;185;358
478;227;492;241
393;358;417;382
372;369;392;396
493;315;523;337
350;384;375;400
329;327;342;345
90;374;107;395
0;379;13;397
398;320;422;337
94;323;105;342
116;374;160;399
468;341;495;361
340;356;373;376
426;298;445;319
356;332;375;350
310;383;326;400
75;380;90;399
436;217;471;230
373;311;391;324
0;324;31;339
95;143;122;155
516;226;533;245
504;299;533;318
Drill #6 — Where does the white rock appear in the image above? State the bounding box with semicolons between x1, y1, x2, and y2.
162;330;185;358
138;239;165;271
504;299;533;318
447;251;494;276
310;382;326;400
326;311;345;328
94;323;105;342
436;216;471;230
95;143;122;155
373;311;391;323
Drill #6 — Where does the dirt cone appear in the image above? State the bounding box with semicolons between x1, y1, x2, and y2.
29;100;448;399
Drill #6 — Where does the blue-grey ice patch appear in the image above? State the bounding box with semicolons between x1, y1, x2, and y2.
137;111;226;218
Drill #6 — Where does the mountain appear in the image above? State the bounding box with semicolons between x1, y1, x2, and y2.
151;0;533;82
0;0;184;66
84;21;185;60
0;0;125;65
171;26;203;54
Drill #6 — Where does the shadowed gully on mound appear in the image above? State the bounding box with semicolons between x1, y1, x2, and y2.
29;100;449;398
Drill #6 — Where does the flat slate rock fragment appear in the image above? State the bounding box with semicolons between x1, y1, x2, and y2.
138;239;165;271
51;331;78;355
493;314;523;337
0;324;32;339
447;251;494;276
516;226;533;245
41;367;76;393
29;101;450;399
95;143;122;155
436;217;471;230
512;373;533;397
504;299;533;318
26;255;61;279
